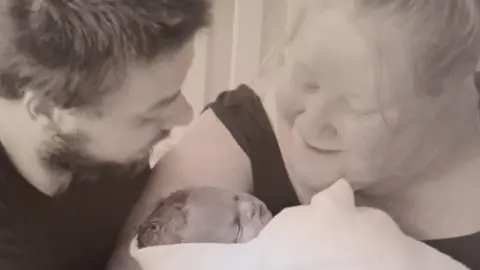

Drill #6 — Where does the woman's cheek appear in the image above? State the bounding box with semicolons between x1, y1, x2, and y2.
276;85;306;125
340;115;391;178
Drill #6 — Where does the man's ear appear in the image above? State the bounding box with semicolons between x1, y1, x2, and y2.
23;91;77;133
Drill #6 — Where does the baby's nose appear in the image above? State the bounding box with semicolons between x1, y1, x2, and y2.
238;199;272;222
258;203;273;223
238;200;256;219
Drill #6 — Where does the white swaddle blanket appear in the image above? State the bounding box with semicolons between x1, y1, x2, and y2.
130;180;468;270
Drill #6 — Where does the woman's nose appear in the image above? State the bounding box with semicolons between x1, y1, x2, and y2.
176;93;194;125
301;95;341;145
312;102;340;141
317;123;338;139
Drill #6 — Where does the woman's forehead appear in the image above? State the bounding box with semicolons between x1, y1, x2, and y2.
288;11;374;77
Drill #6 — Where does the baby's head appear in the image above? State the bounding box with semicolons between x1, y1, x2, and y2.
136;187;273;248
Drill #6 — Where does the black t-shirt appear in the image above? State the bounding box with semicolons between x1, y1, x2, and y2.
208;85;480;269
205;85;300;215
0;146;149;270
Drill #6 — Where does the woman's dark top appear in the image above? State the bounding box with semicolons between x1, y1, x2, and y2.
205;84;300;215
207;84;480;269
0;145;149;270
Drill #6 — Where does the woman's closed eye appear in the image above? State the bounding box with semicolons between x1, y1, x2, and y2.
292;62;320;94
340;97;378;116
302;81;320;93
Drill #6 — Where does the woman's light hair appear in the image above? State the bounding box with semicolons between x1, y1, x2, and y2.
283;0;480;93
356;0;480;87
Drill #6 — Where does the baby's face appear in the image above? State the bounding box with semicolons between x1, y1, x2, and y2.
182;188;273;243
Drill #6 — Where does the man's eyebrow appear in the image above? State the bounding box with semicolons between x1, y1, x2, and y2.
148;90;182;111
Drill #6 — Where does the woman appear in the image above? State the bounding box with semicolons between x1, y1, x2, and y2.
112;0;480;269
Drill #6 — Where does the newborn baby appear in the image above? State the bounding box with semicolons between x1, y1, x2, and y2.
136;187;273;248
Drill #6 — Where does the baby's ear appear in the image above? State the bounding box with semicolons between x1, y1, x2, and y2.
163;215;191;245
158;232;184;246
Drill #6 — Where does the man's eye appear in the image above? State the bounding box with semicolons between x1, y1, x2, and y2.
149;224;159;231
135;114;162;127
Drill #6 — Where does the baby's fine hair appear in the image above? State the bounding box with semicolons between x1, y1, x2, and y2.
136;190;190;248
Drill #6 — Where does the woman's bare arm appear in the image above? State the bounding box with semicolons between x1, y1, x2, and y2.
107;109;252;270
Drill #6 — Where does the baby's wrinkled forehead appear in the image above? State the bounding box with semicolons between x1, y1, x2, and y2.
184;187;261;211
188;187;237;201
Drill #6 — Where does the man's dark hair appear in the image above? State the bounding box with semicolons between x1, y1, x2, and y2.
0;0;210;109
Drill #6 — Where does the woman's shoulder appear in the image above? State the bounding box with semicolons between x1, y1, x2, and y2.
204;84;263;111
204;85;298;214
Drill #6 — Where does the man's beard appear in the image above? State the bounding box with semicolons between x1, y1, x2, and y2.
40;133;150;187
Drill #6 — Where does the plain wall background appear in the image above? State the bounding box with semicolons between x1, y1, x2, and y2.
181;0;288;114
151;0;288;163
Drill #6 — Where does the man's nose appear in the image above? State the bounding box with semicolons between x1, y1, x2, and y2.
163;92;194;128
175;93;194;125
